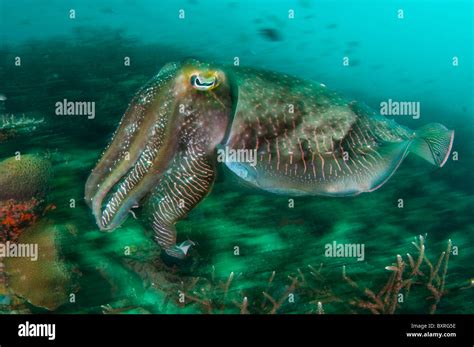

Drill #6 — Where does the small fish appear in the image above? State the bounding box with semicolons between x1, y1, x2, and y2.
259;28;282;42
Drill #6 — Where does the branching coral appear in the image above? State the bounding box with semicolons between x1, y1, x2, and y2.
152;236;462;314
99;235;466;315
342;235;452;314
155;265;340;314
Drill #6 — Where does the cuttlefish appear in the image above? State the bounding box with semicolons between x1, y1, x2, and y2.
85;60;454;259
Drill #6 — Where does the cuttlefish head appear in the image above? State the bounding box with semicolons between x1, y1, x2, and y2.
85;60;233;231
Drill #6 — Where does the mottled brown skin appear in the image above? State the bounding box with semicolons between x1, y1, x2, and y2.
224;67;418;196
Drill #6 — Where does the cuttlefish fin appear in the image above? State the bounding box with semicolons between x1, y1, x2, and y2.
410;123;454;168
145;145;215;259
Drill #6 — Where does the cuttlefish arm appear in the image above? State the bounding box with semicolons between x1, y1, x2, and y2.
85;60;232;259
144;143;216;258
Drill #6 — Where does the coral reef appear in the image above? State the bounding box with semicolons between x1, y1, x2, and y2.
0;154;52;201
115;236;464;314
342;235;452;314
0;154;53;242
0;153;56;313
0;28;470;315
0;198;43;243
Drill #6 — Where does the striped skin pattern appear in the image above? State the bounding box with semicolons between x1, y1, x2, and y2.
85;62;182;230
86;60;454;259
144;144;215;258
85;60;231;258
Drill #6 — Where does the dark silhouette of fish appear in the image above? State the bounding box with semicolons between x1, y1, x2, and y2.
259;28;282;42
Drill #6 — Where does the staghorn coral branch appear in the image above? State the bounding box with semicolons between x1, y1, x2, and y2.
411;235;425;276
342;236;454;314
184;291;213;313
386;255;405;314
297;268;306;285
262;291;278;309
428;239;452;314
219;272;234;310
263;275;300;314
317;301;324;314
136;236;458;314
260;270;276;310
239;297;249;314
429;251;445;285
342;265;359;290
440;240;451;294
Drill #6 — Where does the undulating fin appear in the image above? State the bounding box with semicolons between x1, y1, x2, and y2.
143;145;215;259
300;139;414;196
356;140;412;194
410;123;454;167
226;139;413;197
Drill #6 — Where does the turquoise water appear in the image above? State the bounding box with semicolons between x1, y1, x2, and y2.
0;0;472;314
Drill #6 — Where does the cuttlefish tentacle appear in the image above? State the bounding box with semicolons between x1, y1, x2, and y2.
145;144;216;258
86;60;232;258
85;62;182;230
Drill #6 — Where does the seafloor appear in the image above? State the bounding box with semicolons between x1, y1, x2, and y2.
0;29;472;314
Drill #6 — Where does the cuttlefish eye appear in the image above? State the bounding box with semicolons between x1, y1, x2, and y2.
190;73;219;91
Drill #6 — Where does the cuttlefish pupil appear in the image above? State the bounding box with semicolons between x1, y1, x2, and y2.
190;74;218;90
85;59;454;260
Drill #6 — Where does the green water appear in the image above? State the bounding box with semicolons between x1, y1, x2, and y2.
0;0;473;314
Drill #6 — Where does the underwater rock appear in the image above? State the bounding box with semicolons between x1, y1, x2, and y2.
0;255;31;314
0;284;31;314
0;154;52;201
3;220;76;311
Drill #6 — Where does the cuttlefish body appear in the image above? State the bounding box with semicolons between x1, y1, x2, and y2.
85;60;454;259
